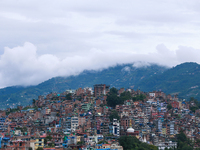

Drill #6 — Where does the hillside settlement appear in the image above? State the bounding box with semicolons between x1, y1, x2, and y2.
0;84;199;150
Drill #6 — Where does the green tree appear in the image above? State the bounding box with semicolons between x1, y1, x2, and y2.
167;104;172;110
132;94;146;102
149;145;159;150
99;104;104;107
190;97;198;104
48;142;55;147
189;97;200;109
109;87;118;95
74;104;78;108
107;93;121;108
176;131;187;142
66;93;72;100
107;87;126;108
176;131;193;150
196;139;200;147
36;147;43;150
182;145;193;150
190;106;198;113
44;135;52;144
119;136;158;150
120;91;132;101
32;99;36;106
109;110;120;121
77;141;84;145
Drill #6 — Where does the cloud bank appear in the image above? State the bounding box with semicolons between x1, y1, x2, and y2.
0;0;200;87
0;42;199;88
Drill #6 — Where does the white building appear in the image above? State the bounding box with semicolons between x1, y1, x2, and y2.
149;92;155;98
170;121;174;135
155;141;177;150
71;117;79;132
113;119;120;136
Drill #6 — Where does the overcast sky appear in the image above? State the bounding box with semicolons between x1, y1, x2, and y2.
0;0;200;88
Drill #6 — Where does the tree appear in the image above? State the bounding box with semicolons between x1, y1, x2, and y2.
74;104;78;108
167;104;172;110
190;97;198;104
48;142;55;147
32;99;36;106
100;104;104;107
190;106;198;113
120;91;132;101
119;135;158;150
109;87;118;95
36;147;43;150
132;94;146;102
66;93;72;100
196;139;200;147
176;131;187;142
77;141;84;145
182;145;193;150
109;110;120;121
107;87;126;108
176;131;193;150
119;136;139;150
44;135;52;144
107;93;121;108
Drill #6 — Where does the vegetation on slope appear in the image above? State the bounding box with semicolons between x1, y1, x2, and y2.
0;63;167;108
1;62;200;108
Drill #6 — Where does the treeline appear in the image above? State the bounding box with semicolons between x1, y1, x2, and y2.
106;87;146;108
118;132;200;150
118;136;158;150
189;97;200;113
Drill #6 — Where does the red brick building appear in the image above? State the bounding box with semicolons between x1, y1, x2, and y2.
94;84;109;97
171;101;179;109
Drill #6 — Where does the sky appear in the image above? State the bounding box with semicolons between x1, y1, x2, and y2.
0;0;200;88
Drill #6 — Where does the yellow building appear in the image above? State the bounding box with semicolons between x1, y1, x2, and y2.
179;101;182;109
102;144;111;149
162;127;166;135
77;136;81;143
35;138;44;150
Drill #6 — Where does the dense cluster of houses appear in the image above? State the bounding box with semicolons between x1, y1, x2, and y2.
0;84;199;150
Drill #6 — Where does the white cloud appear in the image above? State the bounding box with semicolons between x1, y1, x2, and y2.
133;62;151;68
0;42;199;88
0;12;40;22
0;0;200;87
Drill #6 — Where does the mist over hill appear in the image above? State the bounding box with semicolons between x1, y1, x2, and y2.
0;62;200;109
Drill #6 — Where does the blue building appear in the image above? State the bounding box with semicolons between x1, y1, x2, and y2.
0;118;6;131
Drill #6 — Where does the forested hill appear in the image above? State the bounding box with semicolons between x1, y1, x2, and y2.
138;62;200;100
0;62;200;108
0;63;167;108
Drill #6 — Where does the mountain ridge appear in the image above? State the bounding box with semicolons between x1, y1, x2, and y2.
0;62;200;108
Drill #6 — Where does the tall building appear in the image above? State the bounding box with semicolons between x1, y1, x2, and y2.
71;117;79;132
170;121;174;135
157;119;162;132
113;119;120;136
94;84;110;97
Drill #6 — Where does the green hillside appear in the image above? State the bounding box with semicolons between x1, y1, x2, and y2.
1;62;200;109
0;63;167;108
139;62;200;100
